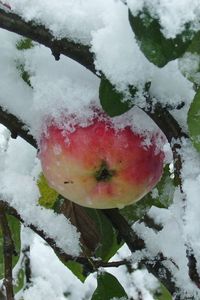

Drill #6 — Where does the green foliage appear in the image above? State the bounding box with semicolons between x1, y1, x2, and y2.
14;268;25;294
99;77;135;117
37;173;59;209
0;215;21;279
65;260;86;282
178;32;200;85
129;9;193;67
91;272;128;300
154;283;172;300
85;208;122;261
16;38;34;51
188;88;200;152
16;64;32;87
120;165;174;223
16;38;34;87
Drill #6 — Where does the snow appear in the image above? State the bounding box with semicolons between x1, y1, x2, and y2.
127;0;200;38
0;133;81;256
0;0;200;298
6;0;109;45
15;231;96;300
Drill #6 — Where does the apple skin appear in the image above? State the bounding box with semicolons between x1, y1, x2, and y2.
39;114;165;209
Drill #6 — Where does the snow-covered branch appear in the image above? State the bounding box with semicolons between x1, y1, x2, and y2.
0;106;37;148
0;8;96;74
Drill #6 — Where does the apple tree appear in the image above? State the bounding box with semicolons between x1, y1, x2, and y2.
0;1;200;299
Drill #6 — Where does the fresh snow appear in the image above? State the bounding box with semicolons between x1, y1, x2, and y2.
0;0;200;298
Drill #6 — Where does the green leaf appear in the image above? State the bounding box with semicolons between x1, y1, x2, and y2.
91;272;128;300
120;165;174;223
154;283;172;300
0;215;21;279
153;165;175;208
178;32;200;85
188;88;200;152
16;63;32;87
85;208;122;261
15;38;34;87
129;9;193;67
14;268;25;294
16;38;34;50
99;77;135;117
37;173;59;209
65;261;86;283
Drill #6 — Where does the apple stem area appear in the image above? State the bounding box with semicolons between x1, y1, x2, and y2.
94;160;116;182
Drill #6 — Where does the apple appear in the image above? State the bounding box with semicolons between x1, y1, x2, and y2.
39;110;166;209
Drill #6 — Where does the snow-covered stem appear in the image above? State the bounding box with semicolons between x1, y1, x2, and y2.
22;246;32;286
0;204;15;300
0;200;132;272
0;8;96;74
187;247;200;289
104;209;180;297
0;106;37;148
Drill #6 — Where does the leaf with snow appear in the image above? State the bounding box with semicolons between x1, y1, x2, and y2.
99;77;135;117
178;32;200;85
120;165;174;223
188;88;200;152
129;9;193;67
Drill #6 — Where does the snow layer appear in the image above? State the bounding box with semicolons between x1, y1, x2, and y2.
0;131;81;256
127;0;200;38
0;0;200;298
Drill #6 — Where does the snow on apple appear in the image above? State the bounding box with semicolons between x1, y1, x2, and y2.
39;108;167;209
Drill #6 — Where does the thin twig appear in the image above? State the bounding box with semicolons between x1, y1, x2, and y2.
0;205;15;300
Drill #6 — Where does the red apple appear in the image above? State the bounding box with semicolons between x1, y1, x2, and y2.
39;111;166;209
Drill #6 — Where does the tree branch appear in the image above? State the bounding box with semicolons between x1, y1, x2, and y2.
0;106;37;148
0;200;131;274
0;8;96;74
103;209;180;297
0;205;15;300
